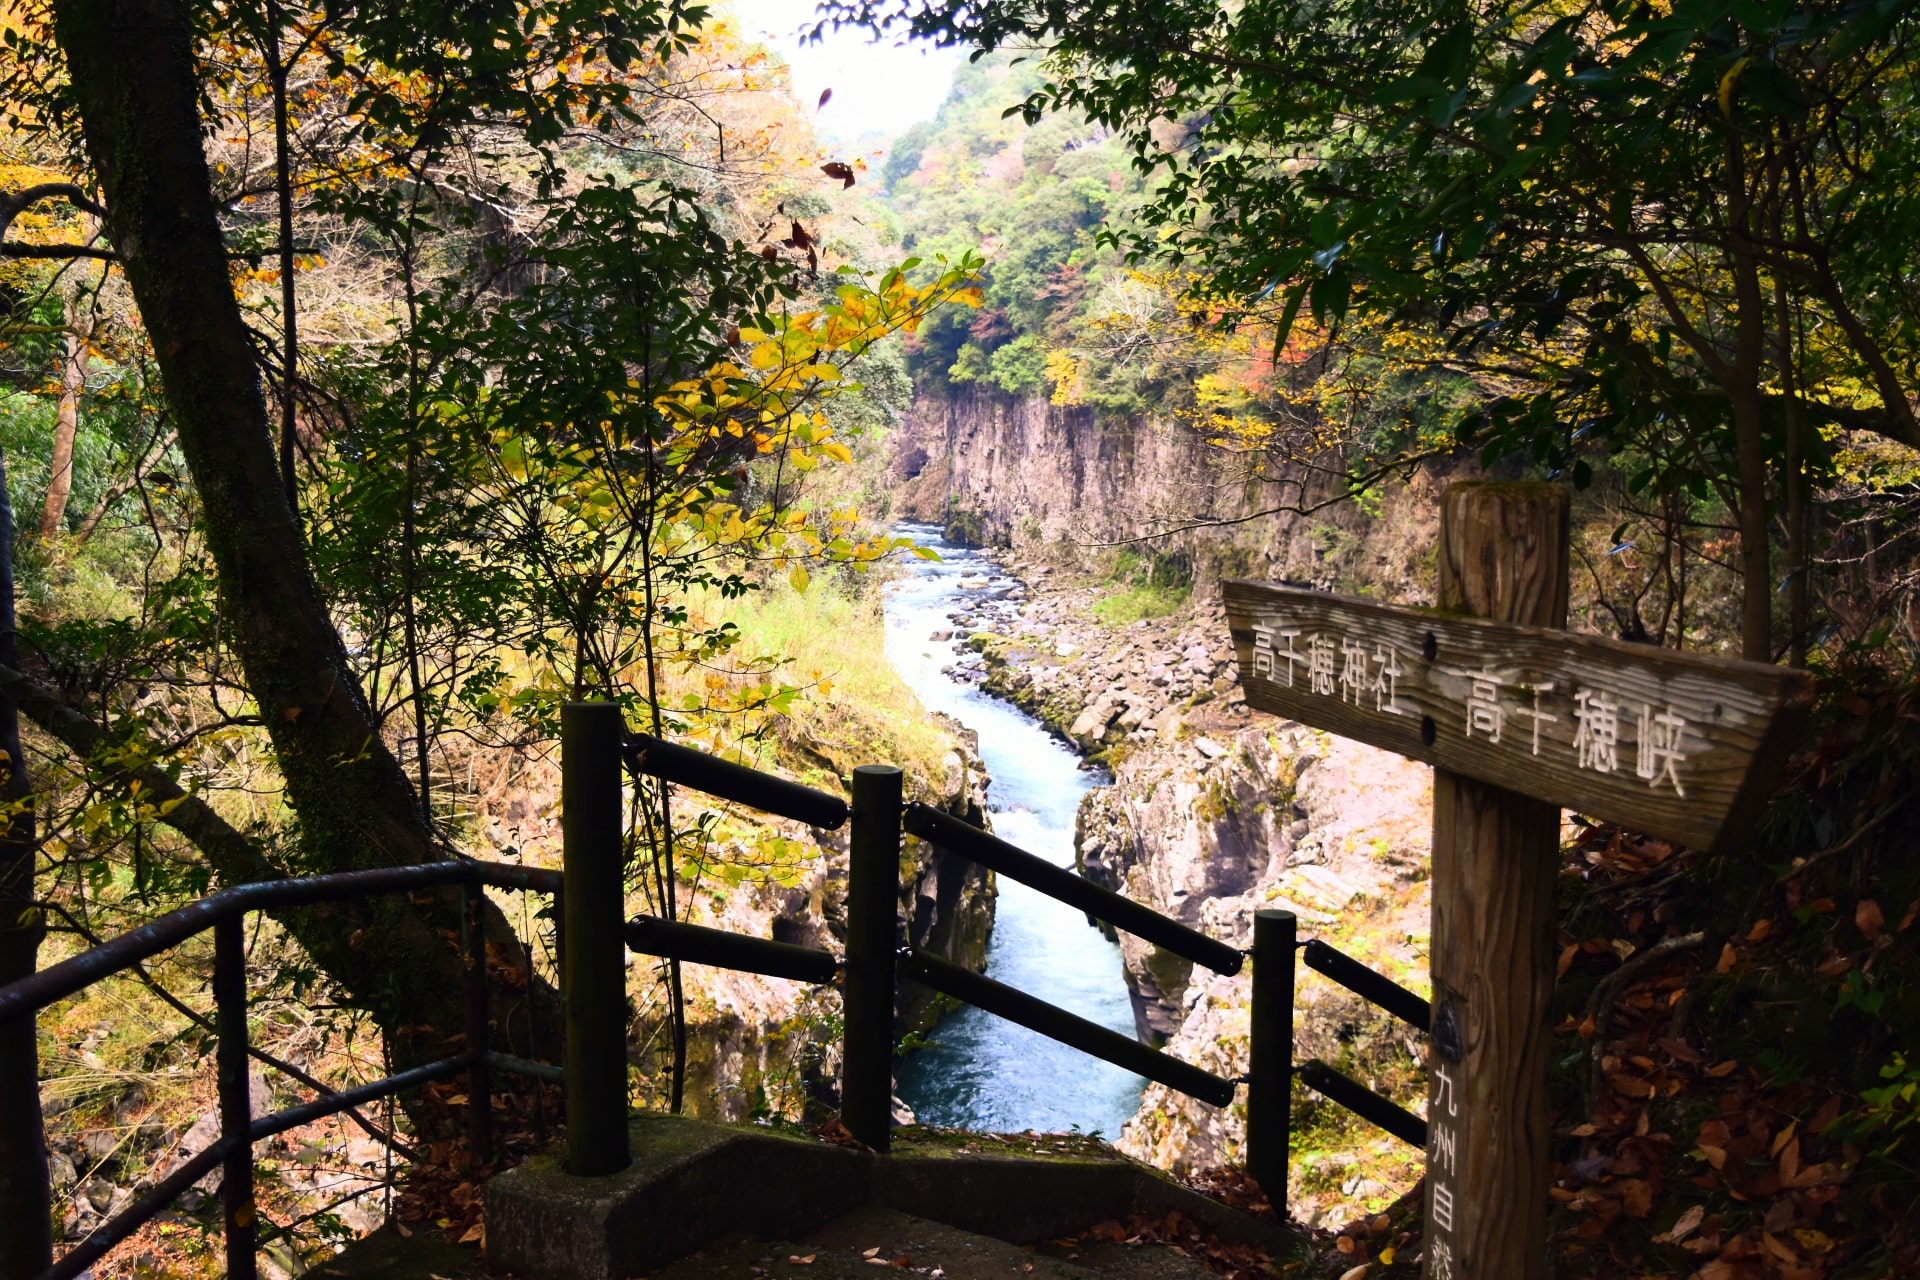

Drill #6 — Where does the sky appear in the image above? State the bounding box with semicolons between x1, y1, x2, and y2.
724;0;964;145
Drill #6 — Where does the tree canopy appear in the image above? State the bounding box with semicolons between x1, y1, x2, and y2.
833;0;1920;660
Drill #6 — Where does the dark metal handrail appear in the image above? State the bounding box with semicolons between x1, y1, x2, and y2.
626;915;838;984
1298;1060;1428;1149
625;732;849;830
6;711;1444;1280
1;859;562;1280
901;948;1238;1108
902;803;1244;976
0;859;560;1028
1302;940;1432;1032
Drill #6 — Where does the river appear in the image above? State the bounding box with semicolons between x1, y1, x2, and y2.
884;524;1145;1138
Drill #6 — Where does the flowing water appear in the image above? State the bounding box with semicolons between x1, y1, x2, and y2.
885;523;1145;1137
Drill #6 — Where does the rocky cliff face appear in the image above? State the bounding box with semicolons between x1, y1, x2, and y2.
900;384;1446;1217
890;388;1446;601
960;566;1433;1219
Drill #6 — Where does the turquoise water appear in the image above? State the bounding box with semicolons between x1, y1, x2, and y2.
885;524;1145;1137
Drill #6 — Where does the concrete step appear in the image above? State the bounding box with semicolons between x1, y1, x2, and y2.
484;1116;1298;1280
653;1205;1222;1280
324;1117;1297;1280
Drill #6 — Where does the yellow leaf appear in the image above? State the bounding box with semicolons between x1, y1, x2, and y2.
789;564;810;593
1719;56;1753;119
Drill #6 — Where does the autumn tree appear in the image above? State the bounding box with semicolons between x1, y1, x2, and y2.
0;0;975;1264
837;0;1920;662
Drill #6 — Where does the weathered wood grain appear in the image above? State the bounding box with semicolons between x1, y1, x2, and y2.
1426;482;1565;1280
1221;579;1812;852
1428;772;1559;1280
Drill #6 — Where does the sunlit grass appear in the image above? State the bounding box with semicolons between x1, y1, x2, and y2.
668;572;956;798
1092;581;1191;626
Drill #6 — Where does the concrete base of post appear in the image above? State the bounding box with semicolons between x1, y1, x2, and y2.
484;1114;1299;1280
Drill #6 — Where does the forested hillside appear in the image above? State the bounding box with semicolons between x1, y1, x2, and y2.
0;2;988;1269
867;25;1920;1280
0;0;1916;1276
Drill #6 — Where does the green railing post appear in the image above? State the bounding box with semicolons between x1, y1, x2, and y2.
214;913;256;1280
562;702;630;1175
842;764;902;1151
1248;908;1296;1215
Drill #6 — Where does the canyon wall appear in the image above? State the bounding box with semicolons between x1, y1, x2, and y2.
890;387;1448;598
897;388;1444;1218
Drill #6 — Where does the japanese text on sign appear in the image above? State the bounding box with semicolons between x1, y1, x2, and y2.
1248;619;1691;796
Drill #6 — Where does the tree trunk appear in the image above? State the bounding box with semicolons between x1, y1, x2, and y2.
0;444;53;1280
39;286;91;539
1724;136;1775;664
1731;387;1774;663
48;0;558;1065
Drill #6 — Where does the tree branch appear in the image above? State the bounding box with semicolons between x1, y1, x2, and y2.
0;661;285;887
0;184;115;262
0;242;119;262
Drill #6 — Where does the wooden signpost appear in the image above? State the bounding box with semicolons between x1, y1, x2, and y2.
1225;483;1812;1279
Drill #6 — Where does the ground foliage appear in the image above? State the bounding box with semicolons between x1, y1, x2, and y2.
1244;654;1920;1278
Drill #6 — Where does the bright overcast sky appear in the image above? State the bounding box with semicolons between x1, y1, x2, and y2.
725;0;964;145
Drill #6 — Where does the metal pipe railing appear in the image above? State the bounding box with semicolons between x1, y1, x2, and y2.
1303;939;1431;1032
901;948;1237;1108
214;914;255;1280
842;765;904;1151
461;883;494;1166
902;803;1243;976
626;732;849;830
1247;909;1295;1212
40;1053;480;1280
8;865;562;1280
11;705;1455;1279
0;861;489;1029
626;915;837;984
1299;1059;1428;1149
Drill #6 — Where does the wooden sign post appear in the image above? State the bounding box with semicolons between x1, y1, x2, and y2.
1225;483;1811;1279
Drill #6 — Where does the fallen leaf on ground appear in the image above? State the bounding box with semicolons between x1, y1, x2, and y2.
1618;1178;1654;1217
1654;1204;1706;1243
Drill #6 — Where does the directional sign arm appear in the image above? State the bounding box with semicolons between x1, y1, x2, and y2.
1223;579;1813;851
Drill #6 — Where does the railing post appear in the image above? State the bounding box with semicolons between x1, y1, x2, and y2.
214;913;256;1280
842;764;902;1152
1248;908;1296;1216
562;702;630;1176
461;881;493;1168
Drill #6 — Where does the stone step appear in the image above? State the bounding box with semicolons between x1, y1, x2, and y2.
653;1205;1220;1280
323;1117;1295;1280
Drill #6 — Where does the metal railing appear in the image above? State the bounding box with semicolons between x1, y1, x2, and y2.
0;859;561;1280
615;707;1433;1218
0;700;1439;1277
